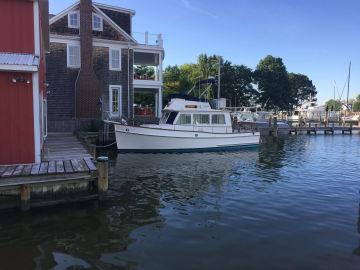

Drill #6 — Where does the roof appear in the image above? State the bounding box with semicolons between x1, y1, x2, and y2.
0;53;39;72
93;2;135;16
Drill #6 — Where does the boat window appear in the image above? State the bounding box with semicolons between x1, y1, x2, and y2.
176;114;192;125
294;111;299;116
193;114;210;125
211;114;226;124
160;112;170;124
166;112;178;124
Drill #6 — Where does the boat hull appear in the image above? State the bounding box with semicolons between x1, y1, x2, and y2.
115;124;260;152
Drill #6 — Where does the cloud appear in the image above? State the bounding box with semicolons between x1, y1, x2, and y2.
180;0;218;19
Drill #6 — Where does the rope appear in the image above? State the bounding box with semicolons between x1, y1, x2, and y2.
90;141;117;149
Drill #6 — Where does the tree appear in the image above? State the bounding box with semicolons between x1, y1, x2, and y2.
353;94;360;112
221;62;256;107
288;73;317;107
325;99;342;111
253;55;292;111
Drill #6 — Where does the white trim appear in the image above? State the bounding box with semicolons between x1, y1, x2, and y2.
94;2;135;16
109;48;122;71
67;43;81;68
49;1;79;25
50;35;164;52
33;0;40;55
92;5;137;43
32;72;41;163
92;12;103;31
0;64;38;72
68;10;80;29
109;85;122;117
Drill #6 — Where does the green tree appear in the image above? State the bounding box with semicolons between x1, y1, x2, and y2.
134;65;155;79
288;73;317;106
253;55;292;111
352;94;360;112
325;99;342;111
221;62;256;107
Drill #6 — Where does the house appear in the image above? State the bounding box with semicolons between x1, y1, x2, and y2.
47;0;164;131
0;0;49;165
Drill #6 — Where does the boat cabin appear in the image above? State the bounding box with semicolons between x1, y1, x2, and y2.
145;98;233;133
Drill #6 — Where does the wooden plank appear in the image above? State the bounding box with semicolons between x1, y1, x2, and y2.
39;162;49;175
56;160;65;173
1;166;16;178
84;157;97;171
0;166;7;176
48;161;56;174
31;164;40;175
71;159;81;172
78;159;89;172
12;165;24;176
63;160;74;173
22;165;33;176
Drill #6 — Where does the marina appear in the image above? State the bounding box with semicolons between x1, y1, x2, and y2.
0;135;359;269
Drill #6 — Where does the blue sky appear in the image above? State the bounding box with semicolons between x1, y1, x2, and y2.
49;0;360;104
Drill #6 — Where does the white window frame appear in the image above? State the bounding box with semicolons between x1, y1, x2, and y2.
109;85;122;117
68;11;80;29
67;44;81;68
92;13;103;31
109;48;121;71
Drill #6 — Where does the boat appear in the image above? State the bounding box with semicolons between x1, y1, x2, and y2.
228;106;291;134
108;98;260;152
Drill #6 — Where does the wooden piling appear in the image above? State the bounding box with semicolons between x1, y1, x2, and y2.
97;156;109;199
20;184;30;211
273;116;278;138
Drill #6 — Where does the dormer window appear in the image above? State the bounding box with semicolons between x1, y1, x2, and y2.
92;13;103;31
68;11;79;28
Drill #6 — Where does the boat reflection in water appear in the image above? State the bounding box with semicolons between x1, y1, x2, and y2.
0;135;360;269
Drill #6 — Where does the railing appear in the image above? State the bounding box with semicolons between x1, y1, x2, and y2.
133;31;163;48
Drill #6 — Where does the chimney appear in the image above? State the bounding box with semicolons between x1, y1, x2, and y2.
75;0;102;119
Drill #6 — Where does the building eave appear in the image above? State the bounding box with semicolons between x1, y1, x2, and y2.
93;2;135;16
49;1;79;25
0;64;38;72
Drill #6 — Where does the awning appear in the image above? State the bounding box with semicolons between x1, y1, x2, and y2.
0;52;39;72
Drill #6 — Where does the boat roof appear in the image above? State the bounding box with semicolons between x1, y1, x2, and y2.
164;98;224;113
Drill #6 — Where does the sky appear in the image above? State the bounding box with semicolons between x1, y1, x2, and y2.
49;0;360;104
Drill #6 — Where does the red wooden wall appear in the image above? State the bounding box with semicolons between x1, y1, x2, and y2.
0;73;35;164
0;0;34;54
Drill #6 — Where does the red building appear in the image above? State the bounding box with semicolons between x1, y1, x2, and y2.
0;0;49;165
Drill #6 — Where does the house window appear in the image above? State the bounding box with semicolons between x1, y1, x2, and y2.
67;44;80;68
92;13;103;31
109;85;121;116
68;11;79;28
212;114;226;124
109;49;121;70
193;114;210;125
176;114;192;125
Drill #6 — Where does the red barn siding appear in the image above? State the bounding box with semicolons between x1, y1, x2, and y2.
0;0;34;54
0;72;35;164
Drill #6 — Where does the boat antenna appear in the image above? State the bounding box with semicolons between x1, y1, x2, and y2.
217;56;221;109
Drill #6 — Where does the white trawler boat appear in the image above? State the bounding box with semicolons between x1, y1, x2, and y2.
108;98;260;152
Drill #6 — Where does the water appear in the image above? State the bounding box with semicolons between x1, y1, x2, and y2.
1;135;360;270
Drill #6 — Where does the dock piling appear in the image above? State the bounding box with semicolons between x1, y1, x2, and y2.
20;184;30;211
97;156;109;199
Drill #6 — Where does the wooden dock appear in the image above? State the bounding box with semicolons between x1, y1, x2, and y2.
0;157;109;211
288;125;359;135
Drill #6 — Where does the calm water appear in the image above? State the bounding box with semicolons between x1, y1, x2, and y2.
1;135;360;270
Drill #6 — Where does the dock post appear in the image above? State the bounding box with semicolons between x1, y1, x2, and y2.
350;122;353;135
273;116;278;138
20;184;30;211
97;156;109;199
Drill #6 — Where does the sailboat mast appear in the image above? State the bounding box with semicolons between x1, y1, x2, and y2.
346;61;351;109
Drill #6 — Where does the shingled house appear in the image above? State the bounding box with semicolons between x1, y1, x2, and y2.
47;0;164;131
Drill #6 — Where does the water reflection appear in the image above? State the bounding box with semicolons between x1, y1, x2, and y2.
0;136;359;269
